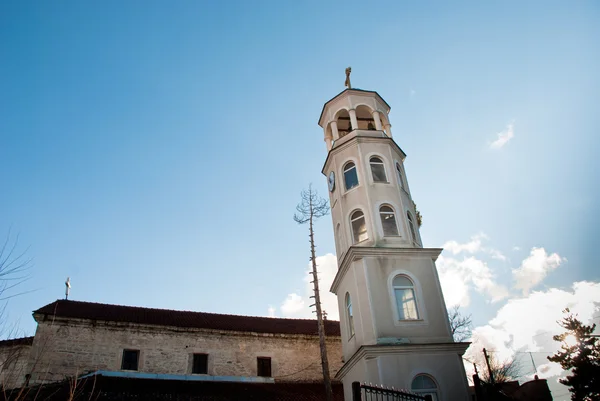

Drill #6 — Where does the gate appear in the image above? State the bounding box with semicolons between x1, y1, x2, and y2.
352;381;432;401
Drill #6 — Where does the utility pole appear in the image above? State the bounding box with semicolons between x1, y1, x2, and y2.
294;185;333;401
483;348;495;385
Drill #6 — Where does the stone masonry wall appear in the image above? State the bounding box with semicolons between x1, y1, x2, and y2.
0;342;32;389
29;318;343;384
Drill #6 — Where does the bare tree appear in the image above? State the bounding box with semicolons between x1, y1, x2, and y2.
0;229;32;304
481;350;522;384
448;305;472;342
294;185;332;401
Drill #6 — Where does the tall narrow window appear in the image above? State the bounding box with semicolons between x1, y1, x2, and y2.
345;293;355;337
350;211;368;243
407;212;418;245
396;162;404;189
412;375;439;401
393;275;419;320
343;162;359;190
192;353;208;374
380;205;399;236
369;157;387;182
121;349;140;371
257;357;272;377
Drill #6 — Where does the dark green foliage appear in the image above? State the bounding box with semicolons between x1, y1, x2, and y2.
548;309;600;401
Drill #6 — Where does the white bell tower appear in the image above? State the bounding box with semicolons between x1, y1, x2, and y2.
319;85;470;401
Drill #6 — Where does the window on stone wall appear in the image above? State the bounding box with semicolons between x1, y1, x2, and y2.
396;162;404;189
121;349;139;371
351;210;368;244
380;205;399;236
192;353;208;374
369;156;387;182
393;275;419;320
343;162;359;191
257;357;272;377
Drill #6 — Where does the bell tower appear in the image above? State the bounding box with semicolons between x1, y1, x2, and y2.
319;81;470;401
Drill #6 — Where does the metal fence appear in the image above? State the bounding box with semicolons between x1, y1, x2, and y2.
352;381;432;401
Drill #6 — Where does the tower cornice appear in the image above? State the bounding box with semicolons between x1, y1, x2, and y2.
334;342;471;380
330;247;443;294
321;133;407;175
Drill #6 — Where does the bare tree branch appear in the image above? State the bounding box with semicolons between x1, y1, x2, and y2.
448;305;472;342
293;184;332;401
480;352;523;383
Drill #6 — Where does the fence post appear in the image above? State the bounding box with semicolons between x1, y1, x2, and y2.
351;381;361;401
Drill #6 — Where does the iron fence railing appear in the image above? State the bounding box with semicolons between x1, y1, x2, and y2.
352;381;432;401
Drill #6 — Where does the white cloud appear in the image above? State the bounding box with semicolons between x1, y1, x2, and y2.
444;233;486;254
490;122;515;149
281;293;305;315
278;254;340;320
512;248;565;295
464;281;600;381
443;233;506;261
438;255;508;307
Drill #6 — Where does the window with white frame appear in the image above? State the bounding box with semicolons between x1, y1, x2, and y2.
343;162;359;191
345;293;355;338
411;374;439;401
396;162;404;189
350;210;368;243
393;275;419;320
379;205;399;236
369;156;387;182
407;211;418;245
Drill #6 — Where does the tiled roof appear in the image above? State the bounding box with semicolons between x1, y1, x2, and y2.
34;300;341;336
10;373;345;401
0;336;34;347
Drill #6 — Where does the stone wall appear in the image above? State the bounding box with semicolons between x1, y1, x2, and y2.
29;317;343;384
0;338;33;389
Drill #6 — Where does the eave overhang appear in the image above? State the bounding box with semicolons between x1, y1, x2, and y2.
330;247;443;294
335;342;471;380
321;134;407;175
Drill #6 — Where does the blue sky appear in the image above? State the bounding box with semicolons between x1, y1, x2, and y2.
1;1;599;398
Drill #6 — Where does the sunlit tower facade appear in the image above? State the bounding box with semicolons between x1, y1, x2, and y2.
319;86;470;401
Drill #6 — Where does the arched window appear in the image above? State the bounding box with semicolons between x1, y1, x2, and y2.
343;162;359;191
411;375;439;401
350;210;368;244
369;157;387;182
407;211;418;245
396;162;404;189
393;275;419;320
345;293;355;337
379;205;399;236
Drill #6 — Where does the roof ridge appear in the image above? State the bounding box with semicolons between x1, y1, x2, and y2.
35;299;341;324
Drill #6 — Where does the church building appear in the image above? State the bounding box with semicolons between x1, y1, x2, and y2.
0;79;470;401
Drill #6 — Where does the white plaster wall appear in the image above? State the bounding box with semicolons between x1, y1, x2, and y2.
325;136;422;260
364;255;452;342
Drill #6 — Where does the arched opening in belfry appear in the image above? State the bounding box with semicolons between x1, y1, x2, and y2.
355;105;376;130
335;109;352;137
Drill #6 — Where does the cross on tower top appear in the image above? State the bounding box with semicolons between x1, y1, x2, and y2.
344;67;352;89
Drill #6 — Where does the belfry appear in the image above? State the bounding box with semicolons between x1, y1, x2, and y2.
320;72;471;401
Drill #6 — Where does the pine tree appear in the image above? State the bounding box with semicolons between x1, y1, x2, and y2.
548;309;600;401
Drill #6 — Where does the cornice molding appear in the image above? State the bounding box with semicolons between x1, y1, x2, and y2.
336;342;470;379
321;134;407;175
330;247;443;293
